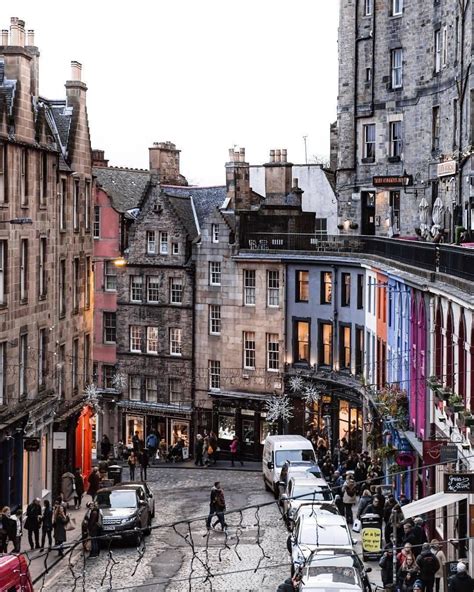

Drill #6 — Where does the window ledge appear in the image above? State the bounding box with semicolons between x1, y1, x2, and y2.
361;157;375;164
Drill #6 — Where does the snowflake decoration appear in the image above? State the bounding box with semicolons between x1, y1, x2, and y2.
288;376;304;394
266;395;293;423
303;385;320;405
83;383;103;414
112;372;127;391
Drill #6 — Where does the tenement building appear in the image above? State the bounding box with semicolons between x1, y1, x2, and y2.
0;18;93;509
337;0;474;240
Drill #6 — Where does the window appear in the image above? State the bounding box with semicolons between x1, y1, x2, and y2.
85;257;91;309
267;334;280;371
209;304;221;335
432;106;440;151
73;257;80;312
0;342;5;405
294;320;310;364
364;0;372;16
392;0;403;15
130;275;143;302
93;206;100;238
391;48;403;88
59;258;66;316
72;338;79;391
0;145;6;204
357;274;364;310
296;270;309;302
435;29;441;73
146;327;158;354
58;343;65;398
341;273;351;307
73;180;79;231
453;98;458;149
209;262;221;286
38;329;47;388
160;231;168;254
39;152;47;206
0;240;7;305
129;375;141;400
320;271;332;304
243;331;256;369
363;124;376;160
340;325;351;370
20;149;27;206
319;323;333;366
145;376;158;402
60;178;67;231
267;271;280;307
38;237;47;299
212;223;219;243
169;277;183;304
143;277;158;304
104;261;117;291
171;242;179;255
390;121;402;158
365;67;372;82
355;327;364;375
146;231;156;254
84;334;90;384
130;326;143;353
85;181;91;231
103;312;117;343
102;365;114;389
19;333;27;396
169;378;181;402
390;191;401;232
20;239;28;302
315;218;328;239
169;328;182;356
243;270;256;305
209;360;221;390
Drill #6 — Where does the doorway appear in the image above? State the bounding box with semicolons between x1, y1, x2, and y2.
361;191;376;235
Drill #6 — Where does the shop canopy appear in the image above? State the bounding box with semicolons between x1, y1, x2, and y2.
402;491;467;520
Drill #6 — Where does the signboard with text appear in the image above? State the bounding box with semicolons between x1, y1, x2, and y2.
361;513;382;561
437;160;457;177
373;175;413;187
53;432;67;450
444;473;474;494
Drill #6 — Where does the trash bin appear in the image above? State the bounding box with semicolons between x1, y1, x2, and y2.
108;465;122;485
360;513;383;561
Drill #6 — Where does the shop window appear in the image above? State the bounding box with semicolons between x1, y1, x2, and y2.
320;271;332;304
294;320;310;365
296;270;309;302
126;415;144;445
171;421;189;446
318;322;333;367
218;413;236;440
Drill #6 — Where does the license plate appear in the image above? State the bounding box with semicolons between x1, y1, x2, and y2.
103;525;115;531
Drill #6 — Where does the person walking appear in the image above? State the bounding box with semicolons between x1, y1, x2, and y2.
230;436;243;467
52;504;69;556
206;482;227;532
146;431;158;463
128;451;137;480
416;542;440;592
61;469;75;508
208;431;218;465
194;434;204;467
0;507;17;553
139;448;149;481
74;468;84;509
448;562;474;591
24;498;42;550
87;502;102;558
430;539;446;592
341;475;357;525
379;544;394;591
158;438;167;463
100;435;112;460
40;499;53;551
357;490;373;519
87;467;101;501
397;554;420;592
12;509;23;553
132;431;142;454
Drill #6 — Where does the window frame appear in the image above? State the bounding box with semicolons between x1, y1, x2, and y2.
93;205;100;239
38;237;47;299
208;360;221;391
211;223;219;243
209;261;221;286
103;312;117;344
38;329;47;389
243;269;256;306
0;240;7;306
19;333;28;396
339;324;352;370
295;270;309;303
320;271;333;305
363;123;376;160
209;304;221;335
130;325;143;353
20;239;28;303
267;270;280;307
104;261;117;292
391;48;403;89
145;376;158;402
357;274;364;310
392;0;403;16
266;333;280;372
293;319;310;365
72;337;79;391
129;375;141;401
318;322;333;367
59;258;66;317
85;180;91;231
243;331;256;370
146;326;159;355
389;120;403;158
169;327;183;356
364;0;372;16
0;144;7;204
169;277;183;305
169;377;182;402
130;275;143;303
146;231;156;255
159;231;169;254
73;180;80;231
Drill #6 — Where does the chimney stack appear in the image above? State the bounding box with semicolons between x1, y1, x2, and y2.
264;147;293;203
10;17;20;45
1;30;8;45
26;30;34;46
149;141;187;185
92;149;109;168
226;146;257;211
70;61;82;82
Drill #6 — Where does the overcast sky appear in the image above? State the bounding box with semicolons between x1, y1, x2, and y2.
3;1;339;185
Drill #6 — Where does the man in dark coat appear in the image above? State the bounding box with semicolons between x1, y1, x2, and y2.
194;434;204;467
74;468;85;509
448;562;474;592
100;435;112;460
206;482;227;531
87;467;101;501
24;498;42;549
132;431;142;453
87;502;102;557
402;522;421;556
379;544;394;589
416;542;440;592
139;449;149;481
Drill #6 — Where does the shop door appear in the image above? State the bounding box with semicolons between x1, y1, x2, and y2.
241;413;256;458
361;191;376;235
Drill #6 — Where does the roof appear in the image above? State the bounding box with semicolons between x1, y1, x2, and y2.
163;185;226;227
166;193;199;240
93;167;150;213
47;101;71;150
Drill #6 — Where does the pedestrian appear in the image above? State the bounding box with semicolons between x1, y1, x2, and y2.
40;499;53;551
357;489;373;519
430;539;446;592
389;503;405;547
87;466;101;501
132;430;142;453
416;542;440;592
158;438;167;463
146;431;158;463
0;507;17;553
128;451;137;480
362;495;384;521
194;434;204;466
379;544;394;591
74;468;84;509
208;431;218;465
52;504;69;556
139;448;149;481
203;433;210;466
397;542;415;566
341;475;357;524
87;502;102;558
11;509;23;553
397;554;420;592
206;481;227;532
334;494;345;516
448;562;474;592
230;435;243;467
61;469;76;508
413;580;424;592
100;435;112;460
24;498;42;550
403;522;421;556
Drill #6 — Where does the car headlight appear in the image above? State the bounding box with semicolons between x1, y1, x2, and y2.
121;514;137;524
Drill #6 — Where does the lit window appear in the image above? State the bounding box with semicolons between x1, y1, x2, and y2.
340;325;351;369
209;262;221;286
319;323;333;366
341;273;351;307
243;331;256;369
294;321;310;364
267;271;280;307
146;327;158;354
170;328;182;356
267;334;280;371
160;231;169;254
209;304;221;335
209;360;221;390
391;48;403;88
147;276;160;302
130;326;143;353
296;270;309;302
146;231;156;254
244;270;256;305
169;277;183;304
130;276;143;302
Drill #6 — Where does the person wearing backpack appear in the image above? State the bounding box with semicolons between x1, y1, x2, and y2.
341;475;357;525
416;542;440;592
205;482;227;532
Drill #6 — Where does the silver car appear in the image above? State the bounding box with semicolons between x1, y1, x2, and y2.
280;477;334;526
120;481;155;518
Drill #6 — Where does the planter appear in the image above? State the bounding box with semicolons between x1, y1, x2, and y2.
454;404;465;413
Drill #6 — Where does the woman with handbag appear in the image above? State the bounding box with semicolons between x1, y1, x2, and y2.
53;504;70;556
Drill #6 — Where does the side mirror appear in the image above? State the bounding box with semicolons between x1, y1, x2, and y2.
365;567;372;573
352;538;358;545
139;500;148;507
278;481;285;487
267;461;274;470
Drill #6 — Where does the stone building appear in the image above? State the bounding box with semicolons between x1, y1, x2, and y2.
336;0;474;240
0;18;93;508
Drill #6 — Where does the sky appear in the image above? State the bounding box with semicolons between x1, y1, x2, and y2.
2;1;339;186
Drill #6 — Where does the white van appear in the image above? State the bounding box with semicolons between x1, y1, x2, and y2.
262;435;316;497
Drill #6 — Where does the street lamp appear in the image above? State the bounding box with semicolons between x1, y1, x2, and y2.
363;416;374;434
113;256;127;267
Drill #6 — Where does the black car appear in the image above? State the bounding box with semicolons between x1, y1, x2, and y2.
97;486;151;544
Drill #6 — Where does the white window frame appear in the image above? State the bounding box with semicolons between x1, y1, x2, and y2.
85;257;91;309
169;377;181;402
104;261;117;291
209;304;221;335
435;29;442;73
145;376;158;402
209;261;221;286
20;149;27;206
129;375;141;400
266;334;280;372
130;275;143;302
130;326;143;353
267;270;280;307
103;312;117;344
60;178;67;232
73;257;80;311
85;180;91;231
93;205;100;239
146;231;156;254
392;0;403;15
243;331;256;370
39;152;47;207
169;277;183;305
244;269;256;306
391;48;403;89
160;231;169;254
364;0;372;16
19;333;27;396
0;240;7;306
442;26;448;67
0;145;5;204
38;329;46;388
147;276;160;303
146;326;158;355
209;360;221;391
39;237;46;299
169;328;182;356
171;242;180;255
59;258;66;316
211;224;219;243
363;124;376;160
390;120;403;158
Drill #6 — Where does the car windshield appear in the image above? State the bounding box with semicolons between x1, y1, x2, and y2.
305;566;360;587
293;485;332;502
299;523;351;546
276;449;315;467
97;491;137;509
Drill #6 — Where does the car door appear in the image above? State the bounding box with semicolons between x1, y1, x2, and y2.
137;489;149;527
143;482;155;516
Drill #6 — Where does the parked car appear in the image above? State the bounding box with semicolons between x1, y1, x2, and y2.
278;460;323;495
263;435;316;497
120;481;155;517
280;477;334;525
287;513;355;570
96;486;152;544
0;554;34;592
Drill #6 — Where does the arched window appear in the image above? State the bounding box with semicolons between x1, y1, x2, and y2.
458;312;467;402
446;306;454;389
434;302;443;379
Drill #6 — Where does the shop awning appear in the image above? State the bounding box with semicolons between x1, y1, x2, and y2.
117;400;192;416
402;491;467;519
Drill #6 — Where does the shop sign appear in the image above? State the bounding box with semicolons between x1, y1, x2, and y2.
23;437;40;452
444;473;474;494
53;431;67;450
361;514;383;561
396;451;416;467
373;175;413;187
437;160;457;177
182;447;189;460
440;444;458;463
423;439;447;463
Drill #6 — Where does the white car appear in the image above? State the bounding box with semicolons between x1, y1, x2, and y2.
279;460;324;495
298;565;364;592
281;477;334;524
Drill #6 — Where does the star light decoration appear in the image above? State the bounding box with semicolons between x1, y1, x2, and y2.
303;384;321;405
112;372;127;391
288;375;304;394
266;395;293;423
83;383;103;414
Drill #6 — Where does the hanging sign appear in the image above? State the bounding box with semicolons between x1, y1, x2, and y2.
437;160;457;177
23;438;40;452
373;175;413;187
444;473;474;494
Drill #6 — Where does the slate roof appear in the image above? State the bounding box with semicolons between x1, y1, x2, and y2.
48;102;71;150
166;194;199;241
0;59;17;118
163;185;226;228
93;167;151;213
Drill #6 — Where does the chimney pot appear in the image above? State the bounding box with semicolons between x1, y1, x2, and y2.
269;149;275;163
281;149;287;163
27;30;34;46
70;61;82;81
228;148;235;162
239;148;246;162
293;178;299;188
275;149;281;163
10;17;20;46
1;30;8;45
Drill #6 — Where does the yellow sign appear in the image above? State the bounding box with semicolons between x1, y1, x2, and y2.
362;527;382;553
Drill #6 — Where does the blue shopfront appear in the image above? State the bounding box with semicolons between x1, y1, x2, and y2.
384;420;418;500
0;430;24;510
